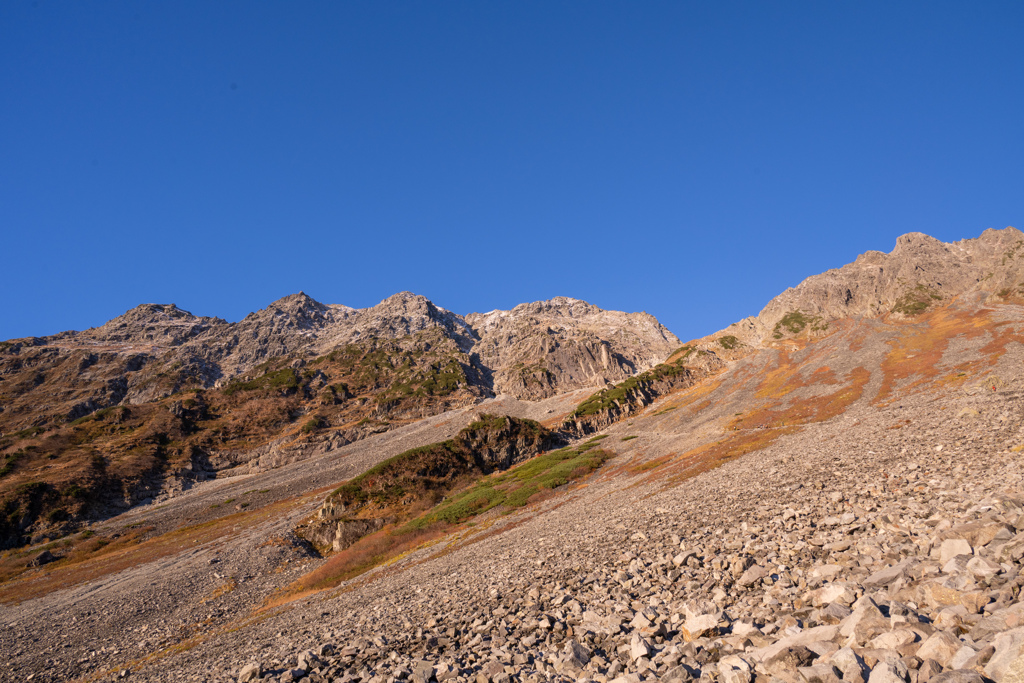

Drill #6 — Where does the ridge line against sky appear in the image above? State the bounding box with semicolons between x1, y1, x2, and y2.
1;1;1021;342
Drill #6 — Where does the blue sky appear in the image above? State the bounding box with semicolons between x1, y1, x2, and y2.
2;2;1022;342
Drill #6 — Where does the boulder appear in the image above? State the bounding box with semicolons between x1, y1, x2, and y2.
799;663;843;683
682;613;720;641
939;539;973;564
562;639;591;668
738;564;769;588
984;627;1024;681
763;645;816;683
916;631;963;668
630;634;652;662
238;662;262;682
867;661;908;683
27;550;57;567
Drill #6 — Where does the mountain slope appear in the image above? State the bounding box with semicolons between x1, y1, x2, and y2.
4;227;1024;683
0;294;681;548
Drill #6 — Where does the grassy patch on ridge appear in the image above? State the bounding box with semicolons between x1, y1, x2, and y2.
290;441;611;593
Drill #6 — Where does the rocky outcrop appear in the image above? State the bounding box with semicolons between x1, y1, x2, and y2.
713;226;1024;346
302;517;390;553
297;415;557;553
466;297;681;400
562;349;722;438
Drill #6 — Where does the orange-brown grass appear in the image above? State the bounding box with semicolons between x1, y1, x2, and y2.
627;453;675;475
272;522;453;603
647;376;726;416
930;317;1024;391
808;366;840;385
0;525;152;586
642;364;870;489
651;427;801;488
731;366;870;432
874;306;1022;405
599;449;644;480
754;344;842;401
0;494;309;604
688;399;713;414
754;351;800;400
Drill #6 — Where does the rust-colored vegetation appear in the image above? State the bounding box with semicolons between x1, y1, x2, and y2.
655;426;802;487
279;523;453;599
631;301;1024;493
641;377;726;417
281;442;612;598
0;328;485;549
627;452;675;475
0;493;309;604
874;306;1024;405
636;347;871;489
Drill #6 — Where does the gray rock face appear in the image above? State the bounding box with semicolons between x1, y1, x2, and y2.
466;297;681;399
27;549;57;567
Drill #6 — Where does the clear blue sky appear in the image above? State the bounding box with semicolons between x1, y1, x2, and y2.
2;2;1022;343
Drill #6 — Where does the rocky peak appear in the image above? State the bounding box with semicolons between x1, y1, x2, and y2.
241;292;351;330
372;291;434;313
713;226;1024;347
8;290;684;406
466;298;681;399
892;230;945;252
346;292;475;348
84;303;224;347
363;292;446;331
266;292;333;320
510;297;598;318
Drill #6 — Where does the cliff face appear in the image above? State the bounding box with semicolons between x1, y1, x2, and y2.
466;297;680;400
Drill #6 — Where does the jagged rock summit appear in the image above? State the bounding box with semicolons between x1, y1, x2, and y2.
715;226;1024;347
2;291;682;418
467;297;680;400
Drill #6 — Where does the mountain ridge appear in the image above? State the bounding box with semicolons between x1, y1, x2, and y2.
1;292;680;416
694;225;1022;350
